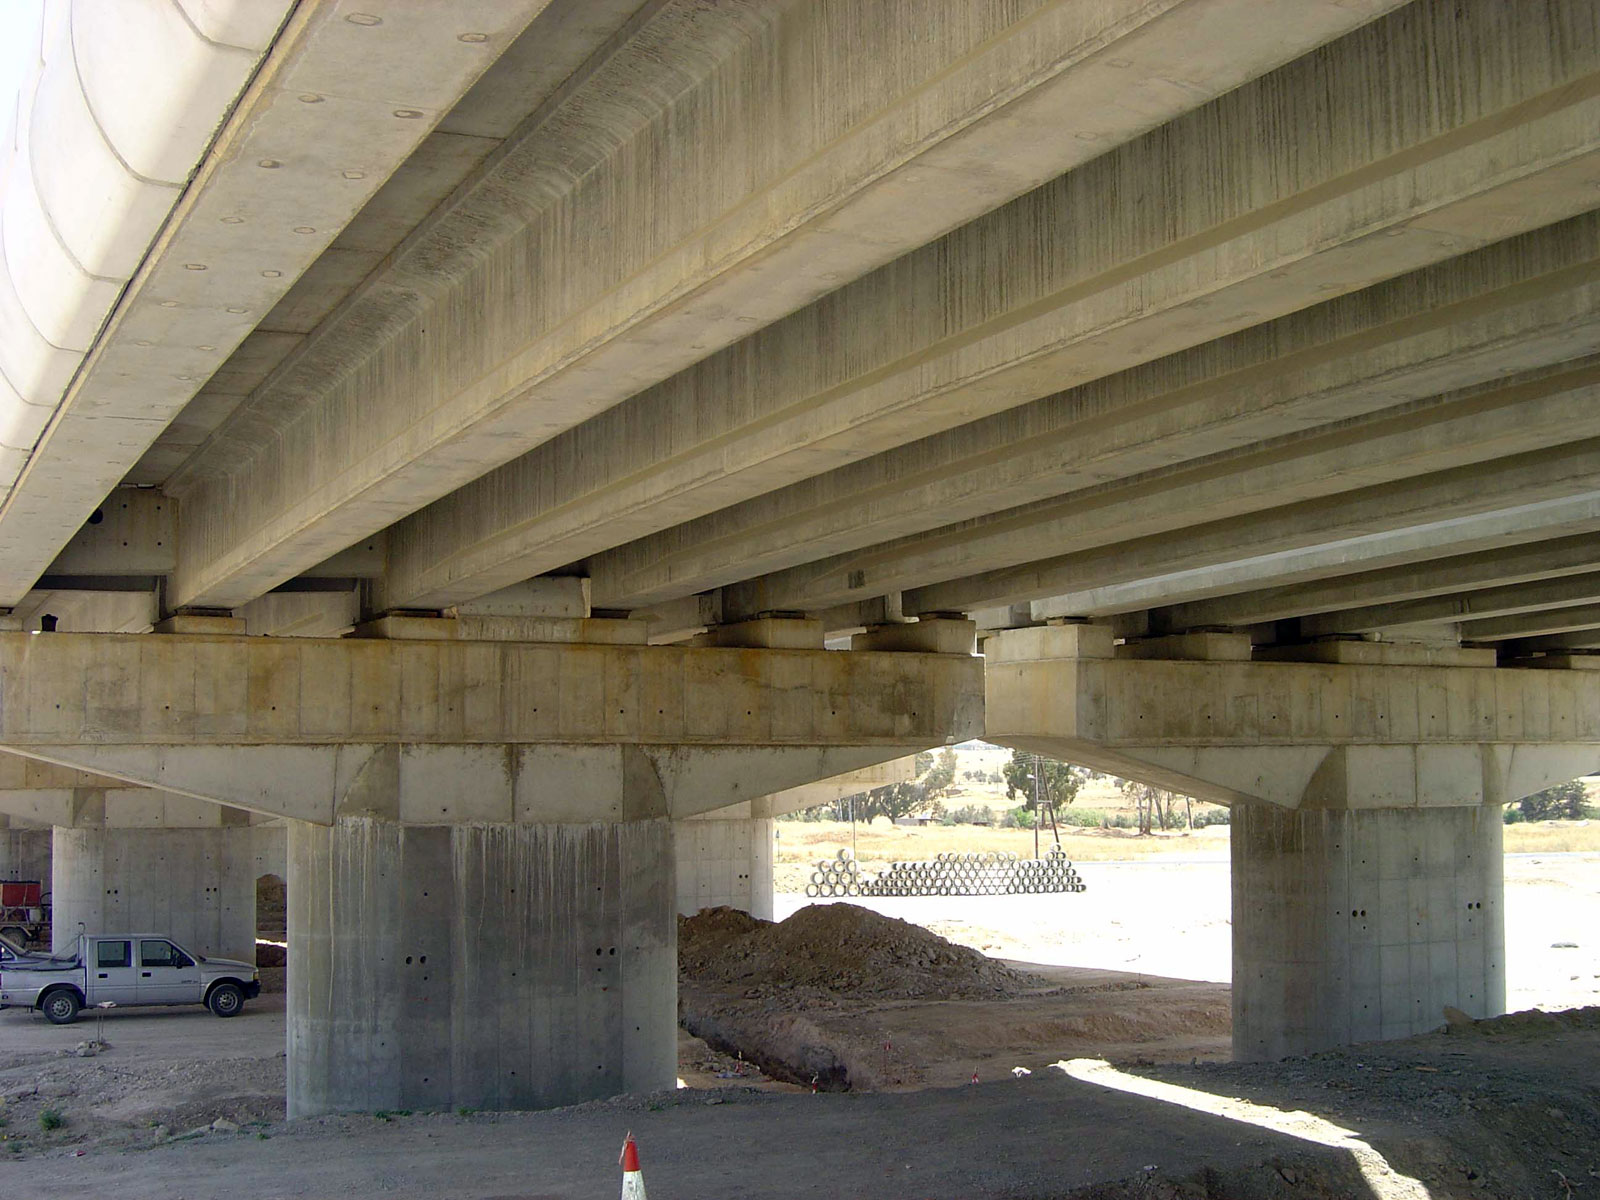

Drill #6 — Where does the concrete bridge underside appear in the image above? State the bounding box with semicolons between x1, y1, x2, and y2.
0;0;1597;1112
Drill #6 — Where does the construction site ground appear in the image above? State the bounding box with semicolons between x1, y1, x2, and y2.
0;850;1592;1198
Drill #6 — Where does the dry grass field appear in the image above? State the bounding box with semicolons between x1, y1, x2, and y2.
775;815;1600;893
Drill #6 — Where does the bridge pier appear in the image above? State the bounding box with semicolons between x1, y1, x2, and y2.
1231;802;1504;1060
676;813;772;922
289;814;675;1117
0;629;979;1113
48;795;281;960
673;758;917;920
0;817;50;893
986;625;1594;1059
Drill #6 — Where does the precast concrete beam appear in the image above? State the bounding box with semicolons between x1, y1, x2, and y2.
1295;569;1600;637
1152;534;1600;631
0;0;293;507
911;437;1600;616
1503;632;1600;656
602;212;1600;612
1021;492;1600;623
722;356;1600;619
0;1;550;605
165;0;1397;611
1461;603;1600;642
372;0;1600;612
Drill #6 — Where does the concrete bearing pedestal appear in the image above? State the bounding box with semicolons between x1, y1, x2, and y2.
287;817;676;1118
1231;803;1505;1060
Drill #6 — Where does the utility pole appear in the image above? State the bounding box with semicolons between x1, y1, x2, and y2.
1031;755;1041;861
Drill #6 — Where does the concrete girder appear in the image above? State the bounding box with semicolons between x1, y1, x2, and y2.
1503;632;1600;655
1021;493;1600;623
910;435;1600;617
1151;534;1600;631
237;586;361;638
370;0;1600;614
0;586;157;634
720;356;1600;620
0;1;551;606
164;0;1397;612
1461;602;1600;642
1294;569;1600;637
599;212;1600;613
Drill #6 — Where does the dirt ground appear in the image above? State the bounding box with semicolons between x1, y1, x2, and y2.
0;852;1592;1198
678;903;1229;1091
0;1002;1596;1198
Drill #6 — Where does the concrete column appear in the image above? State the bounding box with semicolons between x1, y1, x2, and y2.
51;825;268;959
1232;804;1505;1060
287;816;676;1118
675;816;774;920
0;818;51;888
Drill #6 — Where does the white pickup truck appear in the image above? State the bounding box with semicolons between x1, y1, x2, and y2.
0;933;261;1024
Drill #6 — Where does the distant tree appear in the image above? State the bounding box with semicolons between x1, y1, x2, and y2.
865;780;926;822
1517;780;1591;822
999;804;1035;829
1117;778;1191;835
1001;750;1083;812
922;747;958;798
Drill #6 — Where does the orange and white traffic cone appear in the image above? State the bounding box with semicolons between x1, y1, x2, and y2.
620;1132;647;1199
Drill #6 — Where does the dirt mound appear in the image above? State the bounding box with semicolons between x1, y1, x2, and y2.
679;903;1042;1002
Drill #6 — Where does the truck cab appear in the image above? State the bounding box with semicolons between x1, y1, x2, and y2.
0;933;260;1024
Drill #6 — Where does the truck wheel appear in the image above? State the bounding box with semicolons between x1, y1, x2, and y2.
207;983;244;1018
41;989;79;1025
1;926;27;946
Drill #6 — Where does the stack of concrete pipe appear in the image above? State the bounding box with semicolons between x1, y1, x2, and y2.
803;846;1086;899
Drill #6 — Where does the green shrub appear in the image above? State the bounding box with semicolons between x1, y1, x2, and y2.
38;1110;63;1132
